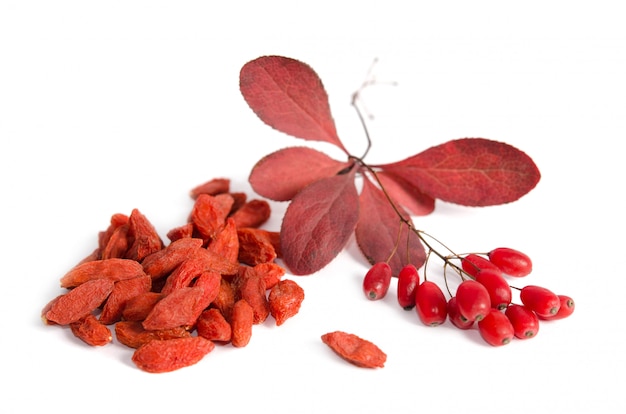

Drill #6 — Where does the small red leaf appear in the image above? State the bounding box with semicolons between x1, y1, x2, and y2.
280;166;359;275
355;176;426;276
376;171;435;216
249;147;350;201
377;138;541;206
240;56;347;152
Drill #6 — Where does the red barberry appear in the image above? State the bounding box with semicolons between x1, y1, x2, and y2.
475;268;512;310
478;309;514;346
415;281;447;327
447;296;474;330
455;279;491;322
461;253;503;278
397;264;420;310
519;285;560;318
488;247;532;277
505;304;539;339
362;262;392;301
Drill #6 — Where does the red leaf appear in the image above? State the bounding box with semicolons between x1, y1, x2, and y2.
376;171;435;216
280;167;359;275
377;138;541;206
355;176;426;276
239;56;347;152
249;147;350;201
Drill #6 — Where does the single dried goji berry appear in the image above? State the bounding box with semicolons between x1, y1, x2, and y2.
99;274;152;325
192;270;222;310
237;227;277;265
97;213;130;257
238;262;285;290
131;336;215;373
160;256;209;295
211;278;236;322
141;237;204;280
70;314;113;346
230;299;254;348
166;222;194;242
60;258;146;288
121;292;164;321
189;178;231;199
101;223;130;260
321;331;386;368
124;208;164;261
268;279;305;326
190;193;235;241
142;287;206;331
196;308;232;342
229;199;271;229
115;320;191;349
206;217;240;264
45;278;115;325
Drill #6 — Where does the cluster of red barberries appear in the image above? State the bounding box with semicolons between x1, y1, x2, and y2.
363;247;574;346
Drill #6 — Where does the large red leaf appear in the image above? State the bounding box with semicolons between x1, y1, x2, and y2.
355;176;426;277
249;147;351;201
375;170;435;216
377;138;541;206
280;167;359;275
239;56;347;153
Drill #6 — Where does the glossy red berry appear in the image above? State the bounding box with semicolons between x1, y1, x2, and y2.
537;295;575;321
505;304;539;339
475;268;512;310
488;247;533;277
478;309;514;346
362;262;392;301
415;281;447;326
520;285;560;318
461;253;503;278
397;264;420;310
447;296;474;330
455;279;491;322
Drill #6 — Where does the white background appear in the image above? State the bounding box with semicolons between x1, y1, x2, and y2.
2;1;624;413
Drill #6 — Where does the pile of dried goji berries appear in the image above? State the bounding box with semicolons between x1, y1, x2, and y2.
41;178;306;373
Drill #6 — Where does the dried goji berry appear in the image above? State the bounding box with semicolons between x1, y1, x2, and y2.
141;237;204;280
211;278;236;322
70;314;113;346
99;275;152;325
166;222;194;242
230;299;254;348
239;262;285;290
229;199;271;228
192;270;222;309
121;292;164;321
190;193;235;241
189;178;230;199
131;336;215;373
268;279;305;326
101;223;130;260
196;308;232;342
142;287;206;330
321;331;386;368
60;258;146;288
115;320;191;349
206;217;240;263
124;208;164;261
45;278;115;325
97;213;129;258
237;227;277;265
